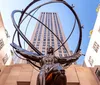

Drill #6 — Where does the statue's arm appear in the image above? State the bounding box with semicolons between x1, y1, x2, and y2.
57;50;81;64
10;43;42;62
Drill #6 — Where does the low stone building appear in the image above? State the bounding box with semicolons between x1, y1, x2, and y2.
0;64;100;85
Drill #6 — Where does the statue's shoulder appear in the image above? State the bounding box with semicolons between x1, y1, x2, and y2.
37;55;45;59
41;55;47;58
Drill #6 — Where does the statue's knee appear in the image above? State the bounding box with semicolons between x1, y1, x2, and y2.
60;69;65;74
38;71;45;79
56;69;65;75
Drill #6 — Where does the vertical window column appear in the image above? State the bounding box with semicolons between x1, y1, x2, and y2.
55;14;63;42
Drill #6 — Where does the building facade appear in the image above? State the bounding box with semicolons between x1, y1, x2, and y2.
0;13;13;65
83;5;100;67
0;64;100;85
28;12;71;57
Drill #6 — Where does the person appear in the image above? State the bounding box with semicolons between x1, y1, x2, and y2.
11;43;81;85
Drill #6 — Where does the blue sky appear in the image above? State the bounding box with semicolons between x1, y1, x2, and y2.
0;0;99;65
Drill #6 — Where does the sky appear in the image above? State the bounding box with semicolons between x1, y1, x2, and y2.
0;0;99;65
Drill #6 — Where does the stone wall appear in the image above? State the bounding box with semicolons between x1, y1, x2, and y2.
0;64;99;85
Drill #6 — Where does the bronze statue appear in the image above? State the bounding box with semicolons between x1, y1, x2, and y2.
11;43;81;85
11;1;82;85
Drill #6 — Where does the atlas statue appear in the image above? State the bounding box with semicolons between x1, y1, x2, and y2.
11;0;82;85
11;43;81;85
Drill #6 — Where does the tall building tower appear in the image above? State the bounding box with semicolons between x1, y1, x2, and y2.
28;12;71;57
83;4;100;67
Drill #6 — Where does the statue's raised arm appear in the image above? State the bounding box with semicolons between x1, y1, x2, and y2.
57;50;81;64
10;43;42;62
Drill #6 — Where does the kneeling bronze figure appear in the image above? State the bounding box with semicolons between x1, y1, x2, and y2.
11;1;82;85
11;43;81;85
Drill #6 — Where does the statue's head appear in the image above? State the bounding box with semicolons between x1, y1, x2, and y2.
47;46;54;55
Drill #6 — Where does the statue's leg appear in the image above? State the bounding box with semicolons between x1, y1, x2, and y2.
54;72;67;85
36;70;45;85
52;64;67;85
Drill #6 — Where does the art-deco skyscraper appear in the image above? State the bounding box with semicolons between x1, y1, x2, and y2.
29;12;71;57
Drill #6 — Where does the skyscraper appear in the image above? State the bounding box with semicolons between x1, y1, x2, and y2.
28;12;71;57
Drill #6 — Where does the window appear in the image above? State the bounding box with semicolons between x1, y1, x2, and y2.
59;54;62;57
63;50;67;53
42;47;45;50
51;39;54;41
47;42;50;44
42;51;45;54
38;35;41;38
58;44;60;47
60;37;63;41
44;34;46;36
95;68;100;81
58;48;61;50
34;38;36;41
38;38;40;41
59;50;62;53
37;42;40;44
63;47;66;50
36;47;39;49
48;39;50;41
2;54;8;64
0;39;4;50
43;44;45;46
33;42;36;45
98;26;100;33
93;41;99;52
43;39;46;41
64;54;68;57
57;42;60;45
44;36;46;39
52;45;54;48
47;45;50;47
88;56;94;66
43;42;46;46
36;44;39;46
43;42;46;44
51;36;54;39
52;42;54;45
57;40;60;43
35;35;37;38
